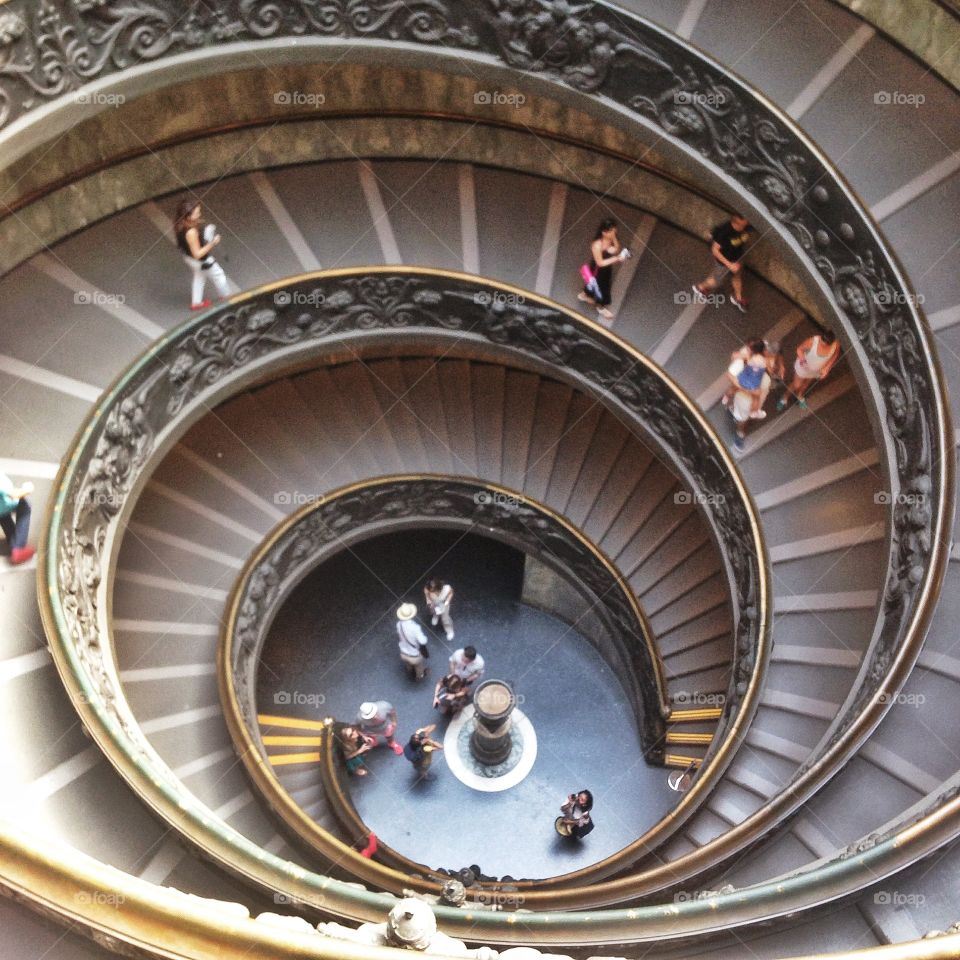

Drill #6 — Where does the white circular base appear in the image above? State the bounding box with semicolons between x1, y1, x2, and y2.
443;705;537;792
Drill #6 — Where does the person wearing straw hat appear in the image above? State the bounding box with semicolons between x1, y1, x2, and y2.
358;700;404;755
396;603;429;681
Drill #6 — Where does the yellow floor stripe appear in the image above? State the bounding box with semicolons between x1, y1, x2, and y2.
257;714;329;731
262;735;323;747
268;751;321;766
665;754;704;768
669;707;723;722
666;732;714;745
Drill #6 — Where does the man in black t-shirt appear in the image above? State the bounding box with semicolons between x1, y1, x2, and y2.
693;214;754;312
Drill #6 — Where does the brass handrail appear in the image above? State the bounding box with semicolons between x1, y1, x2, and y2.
219;474;706;891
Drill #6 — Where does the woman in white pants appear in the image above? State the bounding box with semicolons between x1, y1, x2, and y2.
423;577;455;641
174;200;231;310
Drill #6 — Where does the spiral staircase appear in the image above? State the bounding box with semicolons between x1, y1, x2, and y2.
0;0;958;958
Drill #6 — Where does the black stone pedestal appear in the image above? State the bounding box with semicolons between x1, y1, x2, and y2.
470;680;516;766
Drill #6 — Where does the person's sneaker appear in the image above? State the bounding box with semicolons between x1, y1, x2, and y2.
10;546;35;565
776;397;788;412
797;397;808;410
190;299;212;311
733;434;746;453
431;615;439;626
732;295;748;313
749;409;767;420
390;742;404;756
446;632;454;642
577;292;592;304
691;284;707;302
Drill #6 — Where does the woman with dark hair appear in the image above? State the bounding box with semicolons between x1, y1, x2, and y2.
556;789;595;839
578;219;630;322
173;199;231;310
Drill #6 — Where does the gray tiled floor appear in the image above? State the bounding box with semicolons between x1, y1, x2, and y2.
258;530;679;879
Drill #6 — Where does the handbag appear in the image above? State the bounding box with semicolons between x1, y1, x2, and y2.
580;262;603;302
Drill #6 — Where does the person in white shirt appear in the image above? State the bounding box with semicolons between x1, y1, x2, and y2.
423;577;455;641
448;646;484;687
396;603;429;681
0;473;35;565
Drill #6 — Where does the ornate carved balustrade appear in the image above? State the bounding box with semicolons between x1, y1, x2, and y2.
221;475;689;885
22;0;955;947
43;267;768;921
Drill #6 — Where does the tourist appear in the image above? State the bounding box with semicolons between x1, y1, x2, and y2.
432;674;470;718
0;473;34;565
555;790;594;839
448;645;484;687
396;603;429;681
578;219;631;322
403;724;444;780
174;199;231;311
337;724;376;778
725;340;771;421
721;338;784;414
777;329;840;410
423;577;455;641
693;214;753;312
352;832;378;858
358;701;404;755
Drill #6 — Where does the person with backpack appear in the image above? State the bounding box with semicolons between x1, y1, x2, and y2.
556;790;594;839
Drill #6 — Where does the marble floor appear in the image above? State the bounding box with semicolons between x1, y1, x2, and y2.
258;530;679;880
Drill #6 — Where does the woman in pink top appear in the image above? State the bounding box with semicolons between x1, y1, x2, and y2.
778;330;840;410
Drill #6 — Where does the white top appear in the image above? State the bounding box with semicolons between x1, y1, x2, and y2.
449;649;485;682
397;619;428;657
426;583;453;611
795;335;838;378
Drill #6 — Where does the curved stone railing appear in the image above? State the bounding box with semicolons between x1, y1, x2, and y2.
17;5;952;787
42;267;768;926
22;0;952;943
220;475;701;889
224;475;669;769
